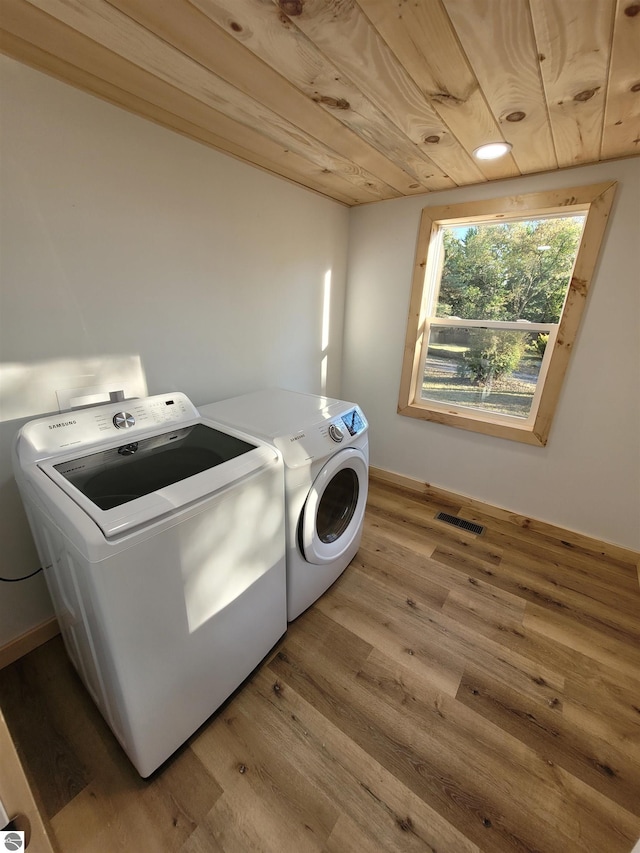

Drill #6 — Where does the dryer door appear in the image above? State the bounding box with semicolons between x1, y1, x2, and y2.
300;447;368;565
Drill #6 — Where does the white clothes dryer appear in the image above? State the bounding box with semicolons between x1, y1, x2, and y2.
200;389;369;621
13;393;286;777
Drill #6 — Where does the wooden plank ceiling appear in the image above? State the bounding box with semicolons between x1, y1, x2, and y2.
1;0;639;206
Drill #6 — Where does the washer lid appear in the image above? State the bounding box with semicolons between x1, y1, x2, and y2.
50;421;258;507
36;424;275;538
16;393;277;538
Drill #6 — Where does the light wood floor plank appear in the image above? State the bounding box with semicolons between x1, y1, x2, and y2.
191;702;339;850
457;663;640;816
237;668;478;853
358;647;638;853
523;603;640;682
271;612;593;853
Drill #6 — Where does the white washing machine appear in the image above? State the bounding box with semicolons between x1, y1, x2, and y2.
12;392;286;777
200;389;369;621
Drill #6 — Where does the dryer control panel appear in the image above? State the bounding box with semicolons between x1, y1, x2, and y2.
275;405;368;467
327;408;367;443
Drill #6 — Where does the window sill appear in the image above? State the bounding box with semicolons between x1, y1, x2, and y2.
398;399;548;445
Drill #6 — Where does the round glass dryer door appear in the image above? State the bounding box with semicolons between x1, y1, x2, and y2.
300;447;368;565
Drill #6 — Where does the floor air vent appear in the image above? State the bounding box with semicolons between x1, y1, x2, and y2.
435;512;485;536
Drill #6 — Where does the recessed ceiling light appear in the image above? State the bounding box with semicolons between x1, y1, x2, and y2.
473;142;512;160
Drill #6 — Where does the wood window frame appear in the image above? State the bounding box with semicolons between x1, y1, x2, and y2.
398;181;617;446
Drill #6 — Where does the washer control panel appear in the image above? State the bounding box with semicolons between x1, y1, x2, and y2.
20;392;200;459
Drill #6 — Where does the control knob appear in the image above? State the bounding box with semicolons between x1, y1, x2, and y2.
113;411;135;429
328;423;344;443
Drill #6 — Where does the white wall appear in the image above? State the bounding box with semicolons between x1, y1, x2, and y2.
343;159;640;551
0;56;350;647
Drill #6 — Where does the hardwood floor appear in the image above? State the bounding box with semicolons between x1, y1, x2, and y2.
1;478;639;852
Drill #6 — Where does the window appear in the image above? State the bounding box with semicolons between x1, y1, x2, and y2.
398;182;616;445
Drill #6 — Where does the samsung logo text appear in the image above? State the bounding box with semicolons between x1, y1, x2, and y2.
49;420;77;430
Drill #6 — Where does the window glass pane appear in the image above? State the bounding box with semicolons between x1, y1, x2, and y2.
436;215;586;323
422;326;548;419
